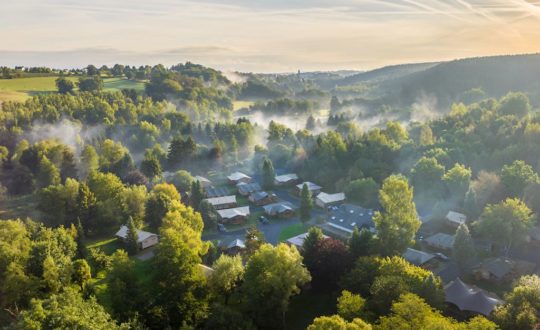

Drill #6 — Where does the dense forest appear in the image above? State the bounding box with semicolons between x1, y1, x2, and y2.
2;56;540;329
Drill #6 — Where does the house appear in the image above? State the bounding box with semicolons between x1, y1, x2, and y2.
316;192;346;208
295;182;322;196
204;186;231;198
425;233;455;251
203;195;237;210
219;238;246;255
286;232;328;249
472;257;536;283
227;172;252;184
403;248;436;267
321;204;375;239
115;225;159;250
274;173;299;186
194;175;212;188
248;191;277;206
263;202;296;217
217;206;250;224
446;211;467;228
444;278;503;316
236;182;262;196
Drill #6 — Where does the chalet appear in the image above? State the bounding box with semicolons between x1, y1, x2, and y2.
444;278;503;316
203;195;237;210
248;191;277;206
236;182;262;196
217;206;250;224
227;172;252;184
316;192;346;208
425;233;455;251
295;181;322;196
274;173;299;186
472;257;535;283
321;204;375;239
194;175;212;188
219;238;246;255
115;225;158;250
403;248;436;267
263;202;296;217
286;232;329;249
446;211;467;228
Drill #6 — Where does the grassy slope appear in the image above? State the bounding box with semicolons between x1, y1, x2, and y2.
278;223;306;242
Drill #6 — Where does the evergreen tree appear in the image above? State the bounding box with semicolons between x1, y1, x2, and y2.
261;157;275;190
300;183;313;225
306;115;316;130
126;217;139;255
190;180;204;210
349;228;374;259
75;218;87;258
453;223;475;269
36;156;61;189
140;154;162;179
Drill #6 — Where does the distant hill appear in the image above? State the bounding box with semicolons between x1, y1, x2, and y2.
334;62;438;86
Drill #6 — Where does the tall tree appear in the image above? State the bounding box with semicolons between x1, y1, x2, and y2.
261;157;275;190
373;175;420;256
501;160;539;197
36;156;60;189
245;225;265;257
300;183;313;225
55;77;75;94
452;223;475;269
126;217;139;255
493;275;540;330
190;180;204;210
208;254;244;305
107;250;142;321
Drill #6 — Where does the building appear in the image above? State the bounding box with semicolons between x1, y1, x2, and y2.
286;232;329;249
263;202;296;217
217;206;250;224
444;278;503;316
194;175;212;188
219;238;246;255
403;248;436;267
115;225;159;250
236;182;262;196
316;192;346;208
204;186;231;198
446;211;467;228
203;195;237;210
295;181;322;196
274;173;299;186
248;191;277;206
321;204;375;239
227;172;252;184
472;257;536;283
425;233;455;251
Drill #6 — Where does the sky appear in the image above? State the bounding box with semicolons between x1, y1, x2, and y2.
2;0;540;72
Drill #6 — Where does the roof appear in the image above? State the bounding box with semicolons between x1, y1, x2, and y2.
263;202;296;214
327;204;375;234
250;191;269;201
446;211;467;225
226;238;246;249
317;192;346;204
227;172;251;181
194;175;211;184
425;233;455;250
204;195;236;206
237;182;262;194
115;225;157;243
205;186;231;198
296;181;322;191
403;248;436;266
475;257;514;279
217;206;250;219
275;173;298;183
444;278;502;316
286;232;328;248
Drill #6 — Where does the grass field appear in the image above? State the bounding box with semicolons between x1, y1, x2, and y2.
0;194;41;220
0;76;145;103
233;100;254;111
278;223;307;242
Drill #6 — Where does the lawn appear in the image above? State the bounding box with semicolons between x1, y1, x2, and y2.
86;236;123;255
278;223;307;242
102;77;145;92
0;194;41;220
233;100;254;111
286;289;337;330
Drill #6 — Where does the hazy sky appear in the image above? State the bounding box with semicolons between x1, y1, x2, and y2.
2;0;540;72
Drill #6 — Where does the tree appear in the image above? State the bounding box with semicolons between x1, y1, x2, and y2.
76;183;97;235
71;259;91;290
452;223;475;269
475;198;533;255
245;225;265;257
107;250;142;321
208;254;244;304
42;255;61;294
344;178;379;209
55;77;75;94
303;226;324;255
79;145;99;179
349;228;375;260
443;163;471;203
199;200;218;229
306;115;316;130
145;183;181;227
493;275;540;330
410;157;444;198
308;315;371;330
300;183;313;224
126;217;139;255
337;290;366;321
498;92;531;118
241;243;310;328
140;153;162;179
78;76;103;92
36;156;60;189
303;237;351;290
501;160;539;197
373;175;420;256
169;170;194;192
261;157;275;190
190;180;204;210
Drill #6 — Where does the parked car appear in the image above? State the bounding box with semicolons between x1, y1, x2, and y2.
259;216;269;224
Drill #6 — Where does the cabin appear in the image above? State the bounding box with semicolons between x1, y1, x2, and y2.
472;257;535;283
425;233;455;251
248;191;277;206
444;278;502;316
295;181;322;196
227;172;252;184
403;248;436;268
236;182;262;196
115;225;159;250
274;173;299;186
263;202;296;218
316;192;346;208
446;211;467;228
194;175;212;188
203;195;237;210
217;206;250;224
219;238;246;255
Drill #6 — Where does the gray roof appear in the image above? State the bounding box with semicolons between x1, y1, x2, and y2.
204;195;236;206
296;181;322;191
446;211;467;225
403;248;436;266
115;225;157;243
327;204;375;234
227;172;251;181
275;173;298;183
475;257;514;279
237;182;262;195
205;186;231;198
195;176;211;184
250;191;269;202
444;278;502;316
226;238;246;249
425;233;455;250
217;206;250;219
263;202;295;215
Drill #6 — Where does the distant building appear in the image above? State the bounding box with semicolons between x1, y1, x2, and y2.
274;173;299;186
204;186;231;198
425;233;455;251
403;248;436;267
194;175;212;188
227;172;252;184
316;192;346;208
217;206;250;224
286;232;328;249
115;225;159;250
219;238;246;255
444;278;503;316
446;211;467;228
236;182;262;196
295;181;322;196
203;195;237;210
321;204;375;239
263;202;296;217
472;257;536;283
248;191;277;206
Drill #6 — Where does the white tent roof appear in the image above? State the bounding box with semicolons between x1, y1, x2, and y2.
275;173;298;183
446;211;467;225
115;225;157;243
227;172;251;181
317;192;346;204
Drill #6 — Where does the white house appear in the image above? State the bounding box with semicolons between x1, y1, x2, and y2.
316;192;346;208
115;225;159;250
274;173;299;186
203;195;237;210
217;206;251;224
